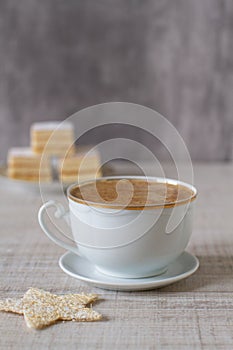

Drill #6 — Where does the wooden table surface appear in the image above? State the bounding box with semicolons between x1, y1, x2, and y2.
0;162;233;349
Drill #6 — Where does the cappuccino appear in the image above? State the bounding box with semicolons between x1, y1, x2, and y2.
69;178;195;209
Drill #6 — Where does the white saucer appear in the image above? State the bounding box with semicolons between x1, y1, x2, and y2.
0;164;113;193
59;251;199;291
0;165;65;193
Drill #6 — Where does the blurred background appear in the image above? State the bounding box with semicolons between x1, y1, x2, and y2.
0;0;232;162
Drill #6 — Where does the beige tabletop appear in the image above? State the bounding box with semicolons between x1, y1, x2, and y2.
0;162;233;349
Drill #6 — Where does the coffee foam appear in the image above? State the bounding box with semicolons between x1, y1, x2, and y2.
69;178;196;210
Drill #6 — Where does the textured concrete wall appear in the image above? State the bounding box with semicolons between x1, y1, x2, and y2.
0;0;232;162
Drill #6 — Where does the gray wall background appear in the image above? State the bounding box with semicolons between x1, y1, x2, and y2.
0;0;233;162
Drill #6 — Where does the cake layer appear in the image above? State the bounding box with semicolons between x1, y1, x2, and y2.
8;168;51;176
31;121;74;131
32;145;76;156
8;147;43;159
8;147;37;157
8;174;52;182
31;134;74;146
60;170;102;184
8;159;48;167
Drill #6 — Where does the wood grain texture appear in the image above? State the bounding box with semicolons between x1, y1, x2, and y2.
0;1;232;162
0;162;233;349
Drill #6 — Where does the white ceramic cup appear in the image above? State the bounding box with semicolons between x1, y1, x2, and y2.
38;176;197;278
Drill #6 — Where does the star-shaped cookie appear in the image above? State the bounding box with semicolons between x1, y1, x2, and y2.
0;288;102;329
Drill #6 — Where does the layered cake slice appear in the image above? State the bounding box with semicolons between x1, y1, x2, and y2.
30;121;76;156
7;148;52;182
58;146;102;183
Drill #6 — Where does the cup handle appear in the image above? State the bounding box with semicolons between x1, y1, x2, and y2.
38;200;79;255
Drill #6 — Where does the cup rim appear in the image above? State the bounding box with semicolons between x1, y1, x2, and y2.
67;176;197;210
